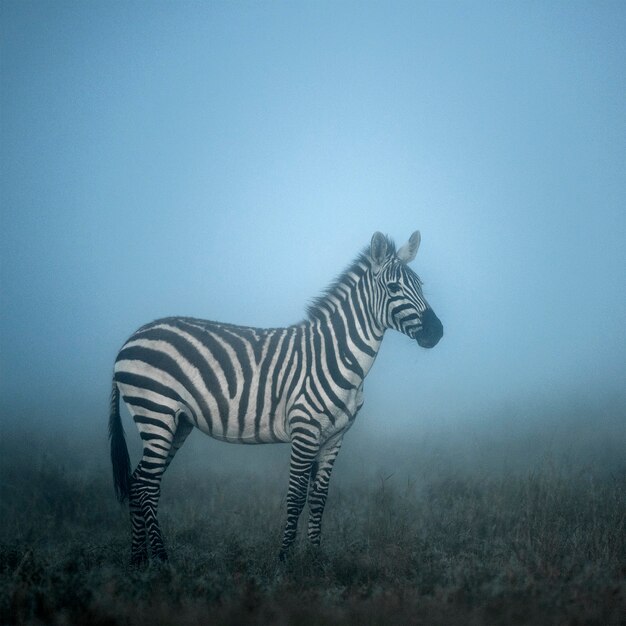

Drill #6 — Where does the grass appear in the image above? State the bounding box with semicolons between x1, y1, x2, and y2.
1;402;625;625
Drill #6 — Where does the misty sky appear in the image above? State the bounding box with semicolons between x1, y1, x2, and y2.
1;1;625;434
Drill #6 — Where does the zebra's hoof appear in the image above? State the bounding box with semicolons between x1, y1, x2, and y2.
130;553;149;569
152;550;169;564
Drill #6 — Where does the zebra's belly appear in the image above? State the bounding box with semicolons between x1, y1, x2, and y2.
194;402;291;444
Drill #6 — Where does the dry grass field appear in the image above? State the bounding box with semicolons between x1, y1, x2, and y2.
1;400;625;625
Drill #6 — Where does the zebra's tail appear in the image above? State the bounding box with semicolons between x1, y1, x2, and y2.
109;380;131;503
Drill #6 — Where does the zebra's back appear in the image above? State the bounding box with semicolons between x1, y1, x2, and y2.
114;316;305;443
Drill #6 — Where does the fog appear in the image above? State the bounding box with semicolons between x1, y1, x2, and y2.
1;2;625;440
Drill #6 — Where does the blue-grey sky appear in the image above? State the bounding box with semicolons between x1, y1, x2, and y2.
1;1;624;432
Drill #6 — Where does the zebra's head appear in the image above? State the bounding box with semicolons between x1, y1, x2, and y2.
369;231;443;348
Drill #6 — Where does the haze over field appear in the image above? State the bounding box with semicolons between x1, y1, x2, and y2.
1;1;625;436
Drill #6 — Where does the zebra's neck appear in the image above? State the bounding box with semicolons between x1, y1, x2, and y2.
305;257;384;383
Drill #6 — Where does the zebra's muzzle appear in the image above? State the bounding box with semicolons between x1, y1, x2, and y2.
415;308;443;349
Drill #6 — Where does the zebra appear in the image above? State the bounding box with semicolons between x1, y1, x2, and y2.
109;231;443;564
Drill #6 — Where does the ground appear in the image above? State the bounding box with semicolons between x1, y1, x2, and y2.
1;403;624;625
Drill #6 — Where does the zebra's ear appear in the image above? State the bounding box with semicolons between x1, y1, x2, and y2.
397;230;421;264
370;232;390;270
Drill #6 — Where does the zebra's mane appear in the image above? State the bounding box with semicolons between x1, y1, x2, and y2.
305;236;396;320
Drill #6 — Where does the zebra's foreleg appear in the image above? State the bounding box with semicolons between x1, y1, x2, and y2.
307;433;343;546
279;434;318;560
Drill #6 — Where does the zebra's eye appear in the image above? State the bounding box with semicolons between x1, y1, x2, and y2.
387;281;402;294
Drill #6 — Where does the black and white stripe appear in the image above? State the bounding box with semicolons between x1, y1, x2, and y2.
109;231;443;564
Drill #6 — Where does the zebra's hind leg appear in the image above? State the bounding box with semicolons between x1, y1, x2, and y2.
129;457;169;565
307;433;343;546
129;413;192;566
164;417;193;472
129;469;149;567
279;433;318;560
